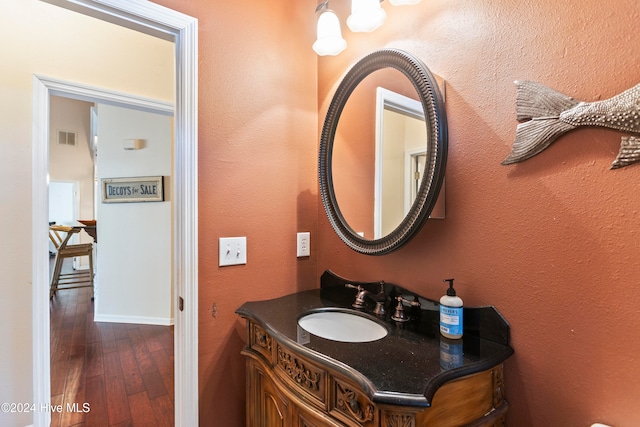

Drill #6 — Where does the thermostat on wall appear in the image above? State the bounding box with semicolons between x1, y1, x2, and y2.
123;139;145;150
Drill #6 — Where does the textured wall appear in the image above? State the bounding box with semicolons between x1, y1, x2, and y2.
317;1;640;426
151;0;319;425
153;0;640;425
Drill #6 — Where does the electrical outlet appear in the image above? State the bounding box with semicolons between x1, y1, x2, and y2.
297;232;310;257
219;237;247;266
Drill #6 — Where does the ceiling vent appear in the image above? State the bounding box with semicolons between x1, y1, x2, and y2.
57;130;77;146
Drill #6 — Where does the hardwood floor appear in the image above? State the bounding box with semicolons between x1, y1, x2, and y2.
49;261;175;427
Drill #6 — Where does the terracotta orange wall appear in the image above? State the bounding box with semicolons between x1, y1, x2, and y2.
155;0;640;425
317;0;640;426
151;1;319;425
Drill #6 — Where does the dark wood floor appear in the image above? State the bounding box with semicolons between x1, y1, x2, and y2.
49;261;175;427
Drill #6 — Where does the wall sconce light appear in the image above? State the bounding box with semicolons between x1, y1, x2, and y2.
313;0;422;56
313;4;347;56
347;0;386;33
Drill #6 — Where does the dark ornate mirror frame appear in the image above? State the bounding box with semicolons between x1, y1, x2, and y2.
319;49;448;255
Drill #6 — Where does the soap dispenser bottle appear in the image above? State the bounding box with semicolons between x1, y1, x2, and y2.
440;278;463;339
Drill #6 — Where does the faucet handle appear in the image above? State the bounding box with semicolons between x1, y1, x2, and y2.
346;284;366;309
396;295;421;307
391;296;420;322
346;283;388;315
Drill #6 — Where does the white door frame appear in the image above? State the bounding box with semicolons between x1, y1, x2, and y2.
32;1;198;426
374;87;424;239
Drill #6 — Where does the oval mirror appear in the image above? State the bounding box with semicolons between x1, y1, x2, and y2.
319;49;447;255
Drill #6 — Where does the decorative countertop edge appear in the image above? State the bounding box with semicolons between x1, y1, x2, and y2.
236;306;388;403
236;270;514;407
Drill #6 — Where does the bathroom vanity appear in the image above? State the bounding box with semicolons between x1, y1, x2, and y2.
236;271;514;427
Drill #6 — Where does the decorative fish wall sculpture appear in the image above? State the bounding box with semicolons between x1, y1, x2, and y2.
502;80;640;169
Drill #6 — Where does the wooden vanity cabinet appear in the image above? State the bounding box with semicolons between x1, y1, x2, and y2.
243;321;508;427
248;357;345;427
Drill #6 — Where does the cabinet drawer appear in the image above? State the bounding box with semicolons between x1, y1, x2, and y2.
329;376;376;427
275;342;327;408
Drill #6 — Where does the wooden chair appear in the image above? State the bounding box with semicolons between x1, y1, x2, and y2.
49;225;94;300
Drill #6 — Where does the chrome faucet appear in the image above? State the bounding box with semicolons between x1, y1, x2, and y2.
345;282;387;315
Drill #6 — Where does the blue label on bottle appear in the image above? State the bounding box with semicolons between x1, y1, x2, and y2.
440;305;463;336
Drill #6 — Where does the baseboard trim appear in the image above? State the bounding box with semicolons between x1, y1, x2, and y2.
94;313;174;326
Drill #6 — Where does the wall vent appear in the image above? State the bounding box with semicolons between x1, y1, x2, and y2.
57;130;77;146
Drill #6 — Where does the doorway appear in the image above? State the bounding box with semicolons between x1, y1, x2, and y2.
32;2;198;426
48;96;175;424
48;180;80;264
49;181;77;226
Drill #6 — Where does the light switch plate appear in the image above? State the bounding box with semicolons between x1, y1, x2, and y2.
219;237;247;266
297;232;310;257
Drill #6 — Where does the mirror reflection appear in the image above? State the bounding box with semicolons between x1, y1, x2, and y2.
333;68;443;240
375;86;428;238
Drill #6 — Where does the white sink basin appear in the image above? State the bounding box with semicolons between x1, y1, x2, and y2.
297;310;388;343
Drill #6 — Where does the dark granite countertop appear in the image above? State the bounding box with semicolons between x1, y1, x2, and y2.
236;271;514;408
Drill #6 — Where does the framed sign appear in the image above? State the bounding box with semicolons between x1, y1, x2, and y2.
102;176;164;203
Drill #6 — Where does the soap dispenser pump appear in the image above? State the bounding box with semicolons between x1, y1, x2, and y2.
440;278;463;339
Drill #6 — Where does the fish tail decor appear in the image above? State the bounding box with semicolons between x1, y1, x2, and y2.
502;80;640;169
612;136;640;169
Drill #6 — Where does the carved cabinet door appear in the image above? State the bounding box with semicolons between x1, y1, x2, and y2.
251;362;291;427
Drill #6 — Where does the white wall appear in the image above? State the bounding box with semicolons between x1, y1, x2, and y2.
49;96;95;265
0;1;173;425
95;104;173;324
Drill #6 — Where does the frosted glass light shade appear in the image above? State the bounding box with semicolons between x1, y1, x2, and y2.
313;9;347;56
388;0;422;5
347;0;386;33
